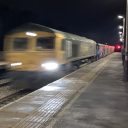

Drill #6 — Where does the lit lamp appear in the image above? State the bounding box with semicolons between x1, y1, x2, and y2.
117;15;125;43
120;38;123;42
118;15;124;19
119;31;123;34
118;25;123;29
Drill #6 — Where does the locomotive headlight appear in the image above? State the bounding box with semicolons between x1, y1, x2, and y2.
11;62;22;67
41;62;59;70
26;32;37;37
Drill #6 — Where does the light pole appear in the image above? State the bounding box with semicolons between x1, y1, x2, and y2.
124;0;128;81
118;26;124;43
118;16;125;40
118;15;125;68
118;15;125;44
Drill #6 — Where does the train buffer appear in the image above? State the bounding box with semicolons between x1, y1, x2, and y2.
0;53;128;128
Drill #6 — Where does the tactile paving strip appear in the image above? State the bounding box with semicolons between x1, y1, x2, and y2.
13;94;67;128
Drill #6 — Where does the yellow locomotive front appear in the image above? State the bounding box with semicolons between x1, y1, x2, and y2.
4;32;58;71
4;25;66;89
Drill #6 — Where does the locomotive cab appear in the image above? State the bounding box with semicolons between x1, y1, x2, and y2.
4;29;62;89
4;31;59;72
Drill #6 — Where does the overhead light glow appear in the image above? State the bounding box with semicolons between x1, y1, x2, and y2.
119;31;123;34
119;35;122;38
120;38;123;42
41;62;59;70
118;26;123;29
11;62;22;67
117;45;121;49
26;32;37;37
118;15;124;19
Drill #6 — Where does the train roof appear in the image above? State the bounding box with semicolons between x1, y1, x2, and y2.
7;23;95;42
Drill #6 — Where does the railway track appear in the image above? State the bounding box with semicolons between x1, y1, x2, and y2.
0;81;32;107
0;61;90;108
0;85;19;107
0;89;32;107
0;85;18;99
0;78;11;87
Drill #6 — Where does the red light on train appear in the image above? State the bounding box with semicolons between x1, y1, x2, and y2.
115;45;121;49
114;44;121;52
117;45;121;49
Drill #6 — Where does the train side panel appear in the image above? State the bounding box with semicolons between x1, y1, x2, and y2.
57;38;97;65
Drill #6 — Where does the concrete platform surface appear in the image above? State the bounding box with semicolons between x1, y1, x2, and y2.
0;53;125;128
47;53;128;128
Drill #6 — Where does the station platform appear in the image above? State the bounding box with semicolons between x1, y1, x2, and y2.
0;53;128;128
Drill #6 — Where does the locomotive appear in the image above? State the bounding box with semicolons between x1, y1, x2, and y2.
4;23;114;89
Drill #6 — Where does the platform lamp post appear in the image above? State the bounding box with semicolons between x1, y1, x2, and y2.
124;0;128;81
118;15;125;44
118;15;125;39
119;31;123;42
118;15;126;72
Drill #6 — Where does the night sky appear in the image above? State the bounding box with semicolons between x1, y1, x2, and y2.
0;0;126;49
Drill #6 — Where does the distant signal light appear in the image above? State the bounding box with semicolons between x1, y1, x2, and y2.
117;45;121;49
115;44;121;52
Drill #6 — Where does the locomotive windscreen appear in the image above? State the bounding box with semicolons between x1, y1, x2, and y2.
36;37;54;50
13;38;28;50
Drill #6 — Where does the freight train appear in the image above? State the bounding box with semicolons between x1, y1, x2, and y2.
4;23;114;89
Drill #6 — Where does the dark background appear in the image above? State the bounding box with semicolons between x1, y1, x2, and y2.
0;0;126;50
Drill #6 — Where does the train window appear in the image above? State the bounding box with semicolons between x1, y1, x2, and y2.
13;38;28;50
36;37;54;50
61;40;66;50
